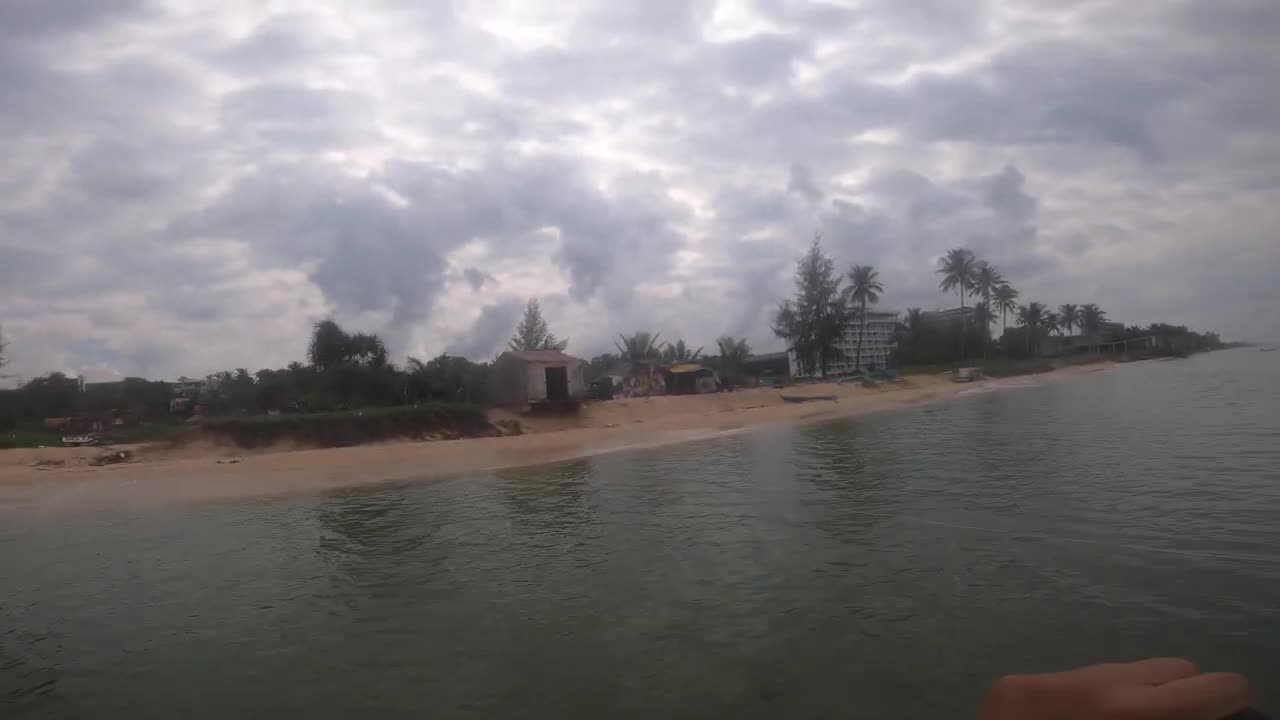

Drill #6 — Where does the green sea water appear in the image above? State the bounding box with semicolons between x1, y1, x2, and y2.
4;348;1280;718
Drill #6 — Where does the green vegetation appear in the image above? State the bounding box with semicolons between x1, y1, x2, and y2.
772;235;851;376
199;404;493;449
660;339;703;364
509;299;567;352
615;331;663;361
844;264;883;372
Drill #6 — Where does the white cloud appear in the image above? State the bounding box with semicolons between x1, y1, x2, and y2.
2;0;1279;383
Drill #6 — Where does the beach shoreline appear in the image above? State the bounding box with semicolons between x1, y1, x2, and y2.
0;362;1116;512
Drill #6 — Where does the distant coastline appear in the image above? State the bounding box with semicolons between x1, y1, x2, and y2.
0;359;1117;512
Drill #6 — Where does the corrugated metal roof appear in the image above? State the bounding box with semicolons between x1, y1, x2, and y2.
667;363;709;374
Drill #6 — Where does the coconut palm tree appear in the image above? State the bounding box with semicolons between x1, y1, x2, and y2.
1043;311;1062;336
936;248;979;359
973;301;995;353
1079;304;1107;336
615;332;663;362
1016;302;1047;355
661;339;703;364
715;336;751;385
1058;303;1079;337
843;264;884;372
993;284;1019;342
970;262;1004;358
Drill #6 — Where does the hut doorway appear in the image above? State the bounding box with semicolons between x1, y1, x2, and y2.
545;366;569;402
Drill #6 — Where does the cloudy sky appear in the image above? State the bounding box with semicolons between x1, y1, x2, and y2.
3;0;1278;382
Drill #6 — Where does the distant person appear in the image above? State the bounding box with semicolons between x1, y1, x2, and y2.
979;658;1253;719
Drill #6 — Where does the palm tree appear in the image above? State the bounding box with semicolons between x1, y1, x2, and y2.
661;339;703;364
936;248;979;359
843;264;883;372
715;336;751;385
1079;304;1107;336
1016;302;1047;355
900;308;924;342
994;284;1020;336
973;301;994;347
1043;311;1062;336
1058;304;1079;337
970;262;1004;358
615;332;663;362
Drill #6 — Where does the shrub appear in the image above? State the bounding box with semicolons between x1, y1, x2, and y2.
199;403;493;449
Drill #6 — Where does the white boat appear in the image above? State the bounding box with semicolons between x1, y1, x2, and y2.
61;434;99;446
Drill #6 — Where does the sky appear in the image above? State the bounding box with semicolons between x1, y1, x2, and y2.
2;0;1279;383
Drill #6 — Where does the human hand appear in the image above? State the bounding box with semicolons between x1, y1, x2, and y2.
978;658;1253;720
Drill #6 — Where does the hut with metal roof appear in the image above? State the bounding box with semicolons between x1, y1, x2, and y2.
662;363;721;395
492;350;588;410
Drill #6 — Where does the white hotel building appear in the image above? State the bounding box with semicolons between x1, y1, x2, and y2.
787;309;899;379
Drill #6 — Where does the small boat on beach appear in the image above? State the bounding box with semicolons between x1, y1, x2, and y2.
780;394;838;403
61;434;99;446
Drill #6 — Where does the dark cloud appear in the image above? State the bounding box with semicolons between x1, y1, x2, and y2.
787;163;822;203
1;0;1278;380
463;268;493;291
446;300;524;360
0;0;148;38
981;165;1037;224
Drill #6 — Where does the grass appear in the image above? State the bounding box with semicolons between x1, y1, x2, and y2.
0;421;192;449
197;403;493;449
0;429;63;450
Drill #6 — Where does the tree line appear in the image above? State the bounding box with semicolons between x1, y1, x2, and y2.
0;299;757;427
772;238;1225;372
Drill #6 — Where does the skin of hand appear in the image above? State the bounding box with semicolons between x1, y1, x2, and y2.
978;658;1252;720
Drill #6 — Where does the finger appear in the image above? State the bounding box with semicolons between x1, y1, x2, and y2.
1127;672;1252;720
1064;659;1197;687
1123;658;1201;686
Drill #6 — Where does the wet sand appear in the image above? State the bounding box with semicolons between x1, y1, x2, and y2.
0;364;1114;512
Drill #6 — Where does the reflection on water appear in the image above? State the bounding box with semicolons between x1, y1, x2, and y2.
4;349;1280;718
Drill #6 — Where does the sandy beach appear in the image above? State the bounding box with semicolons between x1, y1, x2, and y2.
0;363;1114;511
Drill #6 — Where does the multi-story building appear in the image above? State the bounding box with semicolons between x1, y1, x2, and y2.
787;309;899;379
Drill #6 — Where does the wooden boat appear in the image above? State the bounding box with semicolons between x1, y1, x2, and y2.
780;394;838;403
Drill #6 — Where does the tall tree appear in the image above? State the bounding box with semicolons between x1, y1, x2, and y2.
308;319;351;370
661;339;703;364
1079;304;1107;336
1016;302;1047;355
843;264;884;372
715;336;751;385
772;236;849;376
1058;303;1080;337
347;332;389;368
508;298;567;352
970;262;1004;358
994;285;1020;336
615;332;663;361
973;301;995;345
1043;311;1062;336
936;248;979;360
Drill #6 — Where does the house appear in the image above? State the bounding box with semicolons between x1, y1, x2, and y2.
741;352;790;378
788;309;899;379
492;350;588;410
1038;334;1104;357
662;363;720;395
